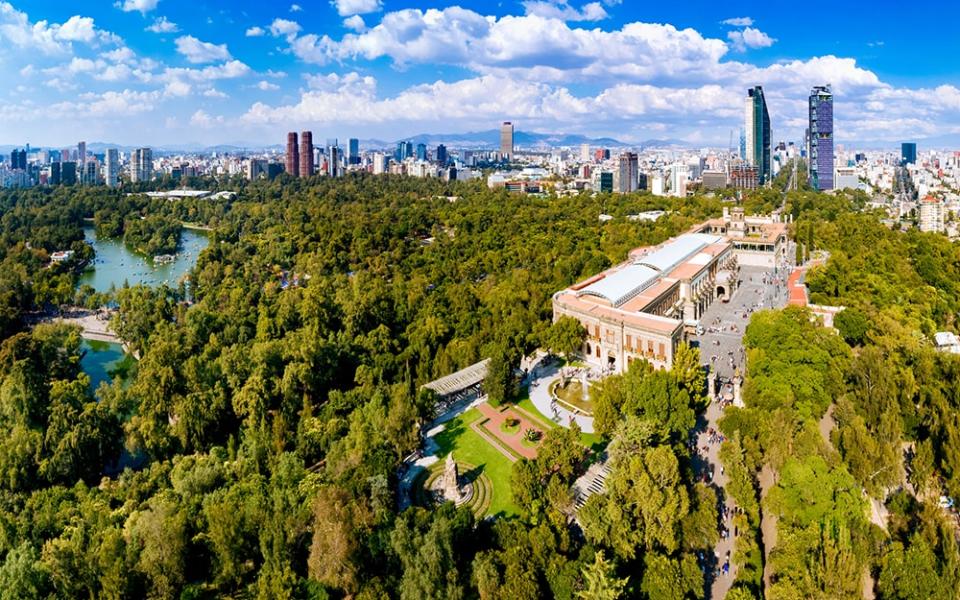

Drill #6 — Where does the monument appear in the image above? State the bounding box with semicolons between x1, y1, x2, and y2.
430;453;473;506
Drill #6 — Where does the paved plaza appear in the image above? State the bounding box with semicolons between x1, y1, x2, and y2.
691;261;792;599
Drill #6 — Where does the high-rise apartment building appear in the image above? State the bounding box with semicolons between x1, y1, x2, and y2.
130;148;153;183
105;148;119;187
616;152;639;193
300;131;314;177
808;85;834;191
372;153;388;174
744;86;771;184
348;138;360;165
78;141;86;169
920;196;944;233
326;139;340;177
500;121;514;159
901;142;917;167
285;132;299;177
580;143;591;162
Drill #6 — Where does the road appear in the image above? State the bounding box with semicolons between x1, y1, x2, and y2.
691;263;791;599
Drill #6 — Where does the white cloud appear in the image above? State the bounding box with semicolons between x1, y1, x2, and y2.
56;15;96;42
64;89;159;115
162;60;251;83
343;15;366;32
189;109;224;128
115;0;159;14
245;26;264;37
269;18;301;39
19;64;34;77
255;80;279;90
290;3;303;12
202;88;228;98
175;35;231;63
332;0;382;17
727;27;776;52
522;1;609;22
163;79;192;97
722;17;753;27
146;16;178;33
102;46;135;63
0;3;119;55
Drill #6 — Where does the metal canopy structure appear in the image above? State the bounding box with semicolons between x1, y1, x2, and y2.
423;358;490;398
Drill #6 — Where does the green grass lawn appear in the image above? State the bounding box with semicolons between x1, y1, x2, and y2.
516;394;606;454
432;408;519;518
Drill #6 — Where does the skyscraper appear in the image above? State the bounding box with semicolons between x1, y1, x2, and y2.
616;152;638;193
130;148;152;183
901;142;917;167
348;138;360;165
326;139;340;177
744;86;771;184
49;162;61;186
285;132;299;177
60;162;77;185
77;142;89;183
300;131;314;177
415;143;427;161
808;85;834;191
105;148;119;187
436;144;448;166
500;121;514;159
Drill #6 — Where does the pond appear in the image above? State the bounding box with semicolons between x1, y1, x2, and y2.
78;225;209;292
80;339;134;393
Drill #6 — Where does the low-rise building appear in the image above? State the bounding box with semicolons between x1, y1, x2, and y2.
553;232;738;374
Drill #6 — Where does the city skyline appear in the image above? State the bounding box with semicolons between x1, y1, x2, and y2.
2;1;960;148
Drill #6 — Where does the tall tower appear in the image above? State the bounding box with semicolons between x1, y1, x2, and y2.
808;85;834;191
744;86;771;184
348;138;360;165
105;148;119;187
299;131;313;177
500;121;514;160
285;132;299;177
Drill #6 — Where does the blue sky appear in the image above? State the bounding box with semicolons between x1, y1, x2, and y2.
2;0;960;147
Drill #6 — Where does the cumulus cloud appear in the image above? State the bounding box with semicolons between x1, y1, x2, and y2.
255;80;279;90
190;109;224;127
290;3;303;12
722;17;753;27
146;16;178;33
269;18;302;39
522;1;610;22
245;26;264;37
727;27;776;52
63;89;160;115
342;15;366;32
115;0;160;14
175;35;231;63
0;4;119;55
332;0;382;17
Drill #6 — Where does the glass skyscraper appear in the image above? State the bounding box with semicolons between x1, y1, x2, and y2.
744;86;771;184
808;85;834;191
901;142;917;166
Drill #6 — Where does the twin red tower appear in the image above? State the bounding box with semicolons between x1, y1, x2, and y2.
285;131;314;177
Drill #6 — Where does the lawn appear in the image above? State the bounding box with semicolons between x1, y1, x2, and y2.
516;395;606;454
432;408;520;518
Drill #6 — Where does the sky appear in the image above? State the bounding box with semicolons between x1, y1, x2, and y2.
2;0;960;148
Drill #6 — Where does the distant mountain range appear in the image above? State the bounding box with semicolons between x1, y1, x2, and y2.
5;130;956;155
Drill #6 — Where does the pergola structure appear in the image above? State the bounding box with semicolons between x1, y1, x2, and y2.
422;359;490;410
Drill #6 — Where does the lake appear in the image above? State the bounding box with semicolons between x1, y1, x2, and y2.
78;225;209;292
80;339;134;393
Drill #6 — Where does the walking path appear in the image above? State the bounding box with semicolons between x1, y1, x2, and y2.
693;265;791;599
527;363;596;433
475;403;542;460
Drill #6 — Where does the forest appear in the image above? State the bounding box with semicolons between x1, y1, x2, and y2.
0;173;957;598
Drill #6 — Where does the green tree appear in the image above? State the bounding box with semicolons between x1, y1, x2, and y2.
576;551;627;600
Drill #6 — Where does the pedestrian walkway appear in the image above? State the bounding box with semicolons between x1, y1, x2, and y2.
527;363;596;433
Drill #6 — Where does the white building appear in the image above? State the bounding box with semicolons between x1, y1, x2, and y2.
920;196;945;233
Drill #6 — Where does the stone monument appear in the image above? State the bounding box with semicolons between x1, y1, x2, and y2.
442;453;462;503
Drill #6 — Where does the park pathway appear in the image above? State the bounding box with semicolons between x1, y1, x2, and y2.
694;265;792;599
